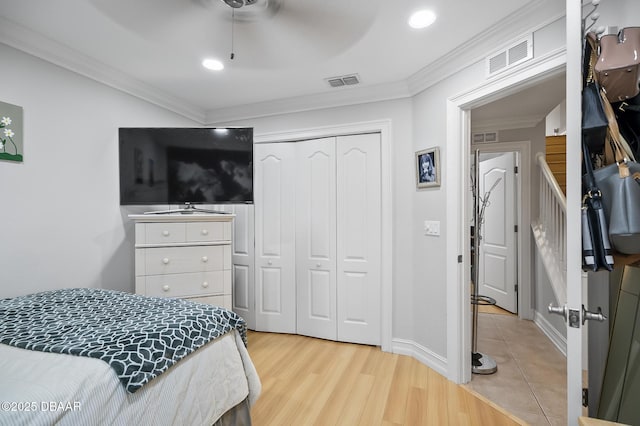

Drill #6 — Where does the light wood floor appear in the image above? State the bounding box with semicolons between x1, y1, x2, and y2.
247;331;525;425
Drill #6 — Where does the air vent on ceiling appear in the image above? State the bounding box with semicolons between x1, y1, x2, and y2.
326;74;361;88
486;35;533;77
472;131;499;144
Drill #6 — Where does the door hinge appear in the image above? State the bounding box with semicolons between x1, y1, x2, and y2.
514;225;518;232
514;166;519;174
457;255;463;263
582;388;588;407
515;284;518;292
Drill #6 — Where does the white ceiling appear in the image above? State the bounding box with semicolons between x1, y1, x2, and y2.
0;0;564;123
472;72;566;131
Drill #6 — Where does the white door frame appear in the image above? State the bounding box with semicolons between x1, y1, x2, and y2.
445;50;566;384
254;120;393;352
474;143;530;318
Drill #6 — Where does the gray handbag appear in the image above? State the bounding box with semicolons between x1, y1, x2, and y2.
592;86;640;254
594;161;640;254
582;143;615;271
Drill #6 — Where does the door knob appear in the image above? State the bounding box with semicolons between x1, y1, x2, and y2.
549;304;607;327
582;305;607;324
549;304;580;327
548;303;567;320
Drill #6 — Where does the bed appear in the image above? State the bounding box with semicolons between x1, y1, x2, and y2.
0;288;261;426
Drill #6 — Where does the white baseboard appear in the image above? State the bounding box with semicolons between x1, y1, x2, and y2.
391;338;448;377
533;310;567;357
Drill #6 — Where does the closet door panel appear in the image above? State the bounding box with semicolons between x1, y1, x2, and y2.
254;143;296;333
212;204;255;329
296;137;337;340
336;133;382;345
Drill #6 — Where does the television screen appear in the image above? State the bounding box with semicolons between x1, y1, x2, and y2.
119;127;253;205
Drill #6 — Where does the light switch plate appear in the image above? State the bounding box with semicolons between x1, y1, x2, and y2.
424;220;440;236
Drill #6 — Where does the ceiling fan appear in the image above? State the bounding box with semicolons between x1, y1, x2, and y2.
221;0;258;9
89;0;380;68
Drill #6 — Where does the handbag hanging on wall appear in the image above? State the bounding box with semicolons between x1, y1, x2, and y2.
613;92;640;159
583;35;609;153
591;28;640;103
592;105;640;254
582;143;615;271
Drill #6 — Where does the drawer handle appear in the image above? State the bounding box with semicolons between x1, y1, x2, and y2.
201;229;209;236
202;281;209;288
162;285;170;292
268;260;273;265
316;263;321;268
162;230;170;237
162;257;170;265
201;256;209;263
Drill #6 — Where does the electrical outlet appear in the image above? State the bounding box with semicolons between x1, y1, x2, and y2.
424;220;440;236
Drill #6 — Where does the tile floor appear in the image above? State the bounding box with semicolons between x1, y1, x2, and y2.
465;311;568;426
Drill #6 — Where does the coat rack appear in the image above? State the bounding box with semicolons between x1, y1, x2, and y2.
471;150;498;375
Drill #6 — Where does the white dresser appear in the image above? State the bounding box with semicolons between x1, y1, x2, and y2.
129;213;234;310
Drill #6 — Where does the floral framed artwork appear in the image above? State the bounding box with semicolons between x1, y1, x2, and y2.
415;146;440;188
0;100;23;163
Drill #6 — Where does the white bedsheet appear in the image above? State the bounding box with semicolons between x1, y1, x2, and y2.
0;330;261;426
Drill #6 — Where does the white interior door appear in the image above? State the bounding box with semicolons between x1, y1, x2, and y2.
478;152;518;313
216;204;255;329
296;137;337;340
336;133;382;345
254;142;296;333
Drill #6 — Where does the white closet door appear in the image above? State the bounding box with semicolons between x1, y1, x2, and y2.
295;137;337;340
254;143;296;333
228;204;256;329
336;133;381;345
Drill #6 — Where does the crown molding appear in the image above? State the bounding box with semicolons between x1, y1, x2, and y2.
0;0;566;124
204;80;411;124
0;15;206;123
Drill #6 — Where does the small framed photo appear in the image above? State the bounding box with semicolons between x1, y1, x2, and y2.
415;147;440;188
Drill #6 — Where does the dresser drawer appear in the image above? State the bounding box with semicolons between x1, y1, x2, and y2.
141;246;229;275
141;270;231;298
140;223;186;244
186;221;229;242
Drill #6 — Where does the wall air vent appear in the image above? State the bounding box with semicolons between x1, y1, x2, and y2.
472;131;499;144
326;74;360;88
486;35;533;77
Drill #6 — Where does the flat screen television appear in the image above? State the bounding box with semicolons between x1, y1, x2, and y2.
119;127;253;207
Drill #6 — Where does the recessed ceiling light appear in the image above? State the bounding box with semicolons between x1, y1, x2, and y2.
202;58;224;71
408;10;436;29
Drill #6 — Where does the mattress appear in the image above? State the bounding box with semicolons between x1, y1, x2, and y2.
0;329;261;426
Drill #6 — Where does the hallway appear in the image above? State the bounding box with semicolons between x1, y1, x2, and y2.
466;311;568;425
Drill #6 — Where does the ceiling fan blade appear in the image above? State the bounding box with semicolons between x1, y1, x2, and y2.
228;0;380;68
88;0;224;40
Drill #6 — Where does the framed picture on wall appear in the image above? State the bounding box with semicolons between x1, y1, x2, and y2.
0;100;24;163
415;146;440;188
